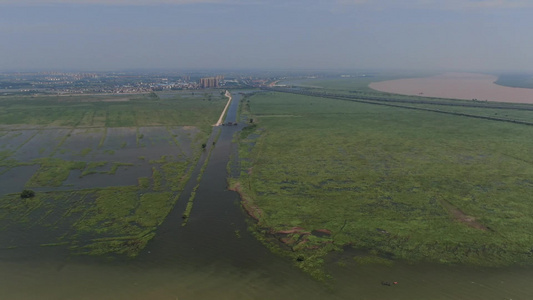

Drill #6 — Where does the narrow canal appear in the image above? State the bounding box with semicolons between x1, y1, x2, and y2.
0;91;532;299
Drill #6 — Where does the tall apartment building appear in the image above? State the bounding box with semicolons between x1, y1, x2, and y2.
199;75;224;88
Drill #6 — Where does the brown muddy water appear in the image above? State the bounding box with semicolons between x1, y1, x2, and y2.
1;92;533;299
369;73;533;104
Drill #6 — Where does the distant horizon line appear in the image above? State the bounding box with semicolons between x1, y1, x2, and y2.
1;67;530;75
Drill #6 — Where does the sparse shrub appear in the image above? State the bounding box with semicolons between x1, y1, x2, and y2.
20;189;35;198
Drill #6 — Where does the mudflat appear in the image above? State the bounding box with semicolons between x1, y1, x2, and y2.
369;73;533;104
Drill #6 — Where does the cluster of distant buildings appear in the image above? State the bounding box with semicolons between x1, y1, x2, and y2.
1;72;235;95
2;71;322;95
153;75;226;91
198;75;224;88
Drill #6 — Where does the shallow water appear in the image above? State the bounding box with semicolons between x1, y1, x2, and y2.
1;91;532;299
12;128;71;160
0;165;40;194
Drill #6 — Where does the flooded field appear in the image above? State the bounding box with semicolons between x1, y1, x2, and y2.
0;91;227;259
0;125;197;189
2;90;533;299
370;73;533;104
0;122;205;258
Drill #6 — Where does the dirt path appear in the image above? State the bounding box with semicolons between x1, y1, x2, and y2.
215;90;232;126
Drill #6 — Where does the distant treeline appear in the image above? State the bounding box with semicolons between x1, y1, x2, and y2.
0;82;33;89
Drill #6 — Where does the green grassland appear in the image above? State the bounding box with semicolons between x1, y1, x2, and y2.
0;91;225;257
0;91;225;133
282;75;533;117
281;73;433;94
388;102;533;123
233;89;533;279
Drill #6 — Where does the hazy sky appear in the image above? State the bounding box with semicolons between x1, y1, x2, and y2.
0;0;532;72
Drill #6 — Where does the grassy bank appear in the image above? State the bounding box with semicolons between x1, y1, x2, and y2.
232;89;533;278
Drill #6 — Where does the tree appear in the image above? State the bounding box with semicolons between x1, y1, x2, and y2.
20;189;35;198
148;92;159;100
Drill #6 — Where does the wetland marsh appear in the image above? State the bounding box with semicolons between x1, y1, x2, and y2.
230;78;533;295
2;84;533;299
235;83;533;267
0;91;226;257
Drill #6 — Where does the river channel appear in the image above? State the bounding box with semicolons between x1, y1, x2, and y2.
0;91;532;299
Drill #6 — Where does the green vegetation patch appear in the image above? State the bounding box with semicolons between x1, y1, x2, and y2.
234;90;533;278
152;167;163;191
81;162;107;176
80;162;133;177
80;147;92;156
27;158;86;187
0;192;44;228
150;155;192;192
76;233;155;257
72;187;174;257
161;160;189;191
0;94;225;136
0;150;13;161
0;185;179;257
109;162;133;174
138;177;150;189
136;192;174;227
74;187;139;235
